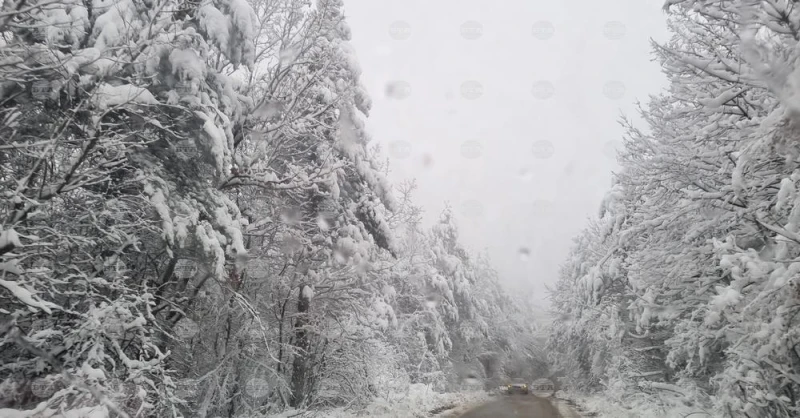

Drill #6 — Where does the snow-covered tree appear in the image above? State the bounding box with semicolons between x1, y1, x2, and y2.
0;0;550;416
550;1;800;416
0;0;262;415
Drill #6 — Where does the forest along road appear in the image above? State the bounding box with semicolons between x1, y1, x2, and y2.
458;395;565;417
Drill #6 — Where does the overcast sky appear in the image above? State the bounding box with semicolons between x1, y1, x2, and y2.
344;0;670;305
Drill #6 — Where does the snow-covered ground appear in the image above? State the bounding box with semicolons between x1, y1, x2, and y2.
551;398;583;418
0;406;109;418
264;385;490;418
555;390;713;418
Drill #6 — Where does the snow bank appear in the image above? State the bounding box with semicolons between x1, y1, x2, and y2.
262;386;489;418
0;406;109;418
556;390;712;418
551;399;582;418
431;391;492;418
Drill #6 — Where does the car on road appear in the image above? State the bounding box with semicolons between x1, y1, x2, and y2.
492;385;509;396
505;378;529;395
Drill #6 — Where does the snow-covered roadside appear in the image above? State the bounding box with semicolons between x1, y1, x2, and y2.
550;397;583;418
553;391;631;418
554;390;713;418
430;391;492;417
0;406;109;418
264;385;490;418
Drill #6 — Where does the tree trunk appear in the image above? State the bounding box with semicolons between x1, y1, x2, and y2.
289;284;312;407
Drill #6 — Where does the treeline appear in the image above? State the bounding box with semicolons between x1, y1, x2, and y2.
0;0;541;416
548;1;800;417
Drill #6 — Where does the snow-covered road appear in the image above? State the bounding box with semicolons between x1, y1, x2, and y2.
455;395;571;417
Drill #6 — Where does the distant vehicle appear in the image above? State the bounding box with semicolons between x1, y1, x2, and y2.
491;385;509;396
505;378;529;395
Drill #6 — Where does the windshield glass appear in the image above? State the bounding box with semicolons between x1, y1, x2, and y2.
0;1;793;418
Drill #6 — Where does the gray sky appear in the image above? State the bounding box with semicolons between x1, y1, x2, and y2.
344;0;670;305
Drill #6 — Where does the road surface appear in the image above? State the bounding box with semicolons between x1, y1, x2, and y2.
458;395;564;417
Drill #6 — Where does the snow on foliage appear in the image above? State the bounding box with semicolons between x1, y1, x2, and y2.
0;0;546;416
549;1;800;416
93;83;159;109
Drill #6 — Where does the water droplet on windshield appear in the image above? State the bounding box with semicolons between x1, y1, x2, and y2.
460;140;482;159
386;81;412;99
280;206;302;224
519;167;532;181
280;235;302;255
460;21;483;40
316;215;330;231
421;154;434;168
388;21;412;40
245;378;270;399
532;140;555;159
531;81;554;99
334;248;348;264
389;140;412;159
464;374;481;385
460;80;484;100
278;45;301;67
532;21;555;40
603;81;626;99
603;21;626;40
424;287;441;309
355;260;371;276
174;317;199;340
